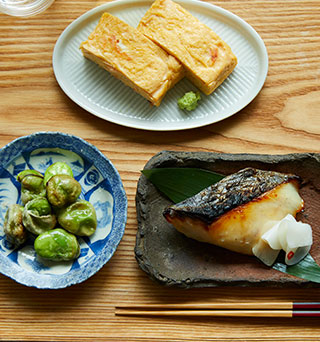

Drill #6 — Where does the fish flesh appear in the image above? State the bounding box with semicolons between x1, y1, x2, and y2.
163;167;304;257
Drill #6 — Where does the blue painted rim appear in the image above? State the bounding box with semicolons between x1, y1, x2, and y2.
0;131;127;289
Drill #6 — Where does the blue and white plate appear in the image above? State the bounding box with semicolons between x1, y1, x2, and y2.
0;132;127;289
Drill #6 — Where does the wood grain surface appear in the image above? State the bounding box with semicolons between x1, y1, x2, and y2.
1;0;320;340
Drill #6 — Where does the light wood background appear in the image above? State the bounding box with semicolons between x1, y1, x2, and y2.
1;0;320;340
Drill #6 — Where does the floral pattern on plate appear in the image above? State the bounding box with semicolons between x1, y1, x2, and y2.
0;132;127;289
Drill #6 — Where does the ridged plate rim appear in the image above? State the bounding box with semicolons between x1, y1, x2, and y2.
52;0;268;131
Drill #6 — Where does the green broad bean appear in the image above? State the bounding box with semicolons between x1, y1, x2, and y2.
58;199;97;237
34;228;80;261
46;174;81;208
22;197;57;235
43;162;74;185
4;204;27;247
17;169;46;205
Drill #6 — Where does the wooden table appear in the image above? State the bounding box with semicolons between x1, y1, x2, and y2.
1;0;320;340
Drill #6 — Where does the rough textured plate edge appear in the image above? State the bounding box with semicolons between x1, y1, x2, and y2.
135;150;320;288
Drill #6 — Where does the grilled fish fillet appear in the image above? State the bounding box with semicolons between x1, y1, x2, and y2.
80;13;184;106
138;0;237;95
163;168;304;255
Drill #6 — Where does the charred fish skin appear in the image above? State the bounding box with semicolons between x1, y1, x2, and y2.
163;167;301;224
163;167;304;256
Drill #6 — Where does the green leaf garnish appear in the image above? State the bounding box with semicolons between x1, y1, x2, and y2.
142;168;224;203
141;167;320;283
273;254;320;283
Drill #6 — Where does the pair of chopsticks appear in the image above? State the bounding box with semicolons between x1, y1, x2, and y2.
115;302;320;318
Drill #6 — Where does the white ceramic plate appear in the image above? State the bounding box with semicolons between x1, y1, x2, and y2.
52;0;268;131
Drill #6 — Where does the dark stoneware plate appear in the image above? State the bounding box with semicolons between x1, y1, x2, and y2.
135;151;320;288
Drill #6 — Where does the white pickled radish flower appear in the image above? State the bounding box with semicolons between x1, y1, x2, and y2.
261;214;312;266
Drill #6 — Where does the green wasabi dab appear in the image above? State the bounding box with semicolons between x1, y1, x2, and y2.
177;91;201;111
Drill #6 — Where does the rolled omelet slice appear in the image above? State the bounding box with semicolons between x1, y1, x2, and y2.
163;168;304;259
80;13;184;106
138;0;237;95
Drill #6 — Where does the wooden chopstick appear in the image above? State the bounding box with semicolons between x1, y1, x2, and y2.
115;302;320;318
115;308;293;318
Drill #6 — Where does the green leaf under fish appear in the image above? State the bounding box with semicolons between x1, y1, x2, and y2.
142;167;320;284
141;168;224;203
273;254;320;283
